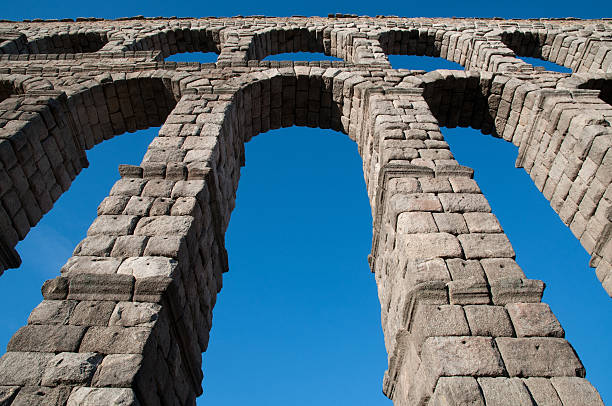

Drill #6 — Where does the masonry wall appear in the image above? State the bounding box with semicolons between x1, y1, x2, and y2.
0;15;609;406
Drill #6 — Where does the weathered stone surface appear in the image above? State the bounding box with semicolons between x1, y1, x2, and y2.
92;354;143;388
61;256;122;275
550;377;604;405
506;303;564;338
42;352;102;386
464;305;514;337
0;352;54;386
478;377;534;406
490;278;544;305
109;302;161;327
429;376;485;406
522;378;562;406
496;337;585;377
117;256;179;278
67;387;140;406
396;233;462;259
447;279;490;304
79;326;152;354
458;234;515;259
69;301;116;326
0;16;607;406
67;273;134;301
11;385;71;406
7;325;86;353
28;300;76;325
420;336;506;378
41;277;69;300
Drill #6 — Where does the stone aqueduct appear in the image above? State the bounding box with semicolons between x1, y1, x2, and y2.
0;14;609;405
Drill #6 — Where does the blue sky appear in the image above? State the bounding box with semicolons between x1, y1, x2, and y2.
0;1;610;405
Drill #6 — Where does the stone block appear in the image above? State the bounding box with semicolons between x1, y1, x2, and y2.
490;278;544;305
405;258;451;286
458;233;515;259
419;336;505;393
73;235;116;257
143;236;186;259
11;385;71;406
28;300;76;325
41;352;102;386
506;303;564;338
109;302;161;327
429;376;485;406
433;213;468;234
496;337;585;377
446;259;486;281
61;256;123;275
92;354;143;388
438;193;491;212
79;326;152;354
0;352;54;386
522;378;562;406
69;301;116;326
480;259;525;280
141;179;174;197
122;196;154;216
67;273;134;301
464;305;514;337
478;377;534;406
133;276;174;303
463;212;503;233
87;215;138;236
67;387;140;406
117;256;179;278
41;276;69;300
133;216;194;237
396;212;437;233
550;377;604;405
110;235;149;258
7;325;86;353
396;233;462;260
447;279;490;304
408;304;470;351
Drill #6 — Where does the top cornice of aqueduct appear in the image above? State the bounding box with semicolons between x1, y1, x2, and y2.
0;15;611;25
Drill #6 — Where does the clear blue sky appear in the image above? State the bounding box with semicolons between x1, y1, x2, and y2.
0;1;610;405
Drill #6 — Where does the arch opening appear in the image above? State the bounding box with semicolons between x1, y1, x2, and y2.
263;51;342;62
165;51;219;63
249;28;338;61
24;32;108;54
500;31;574;72
378;29;466;68
127;27;222;58
199;125;389;405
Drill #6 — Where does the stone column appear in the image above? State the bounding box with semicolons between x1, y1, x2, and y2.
0;92;234;405
365;88;604;405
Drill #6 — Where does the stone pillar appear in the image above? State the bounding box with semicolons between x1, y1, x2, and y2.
0;92;234;405
365;88;604;405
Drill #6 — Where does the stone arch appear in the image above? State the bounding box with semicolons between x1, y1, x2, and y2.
499;28;612;73
0;29;109;54
0;73;180;274
122;26;222;59
248;26;334;60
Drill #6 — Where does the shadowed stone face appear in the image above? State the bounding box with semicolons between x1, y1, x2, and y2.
0;15;609;406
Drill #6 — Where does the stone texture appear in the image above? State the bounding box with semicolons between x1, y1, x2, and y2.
0;15;608;406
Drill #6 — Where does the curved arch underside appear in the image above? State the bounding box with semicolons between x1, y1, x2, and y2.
0;15;609;406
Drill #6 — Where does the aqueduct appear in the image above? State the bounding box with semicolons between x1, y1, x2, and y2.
0;15;610;405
